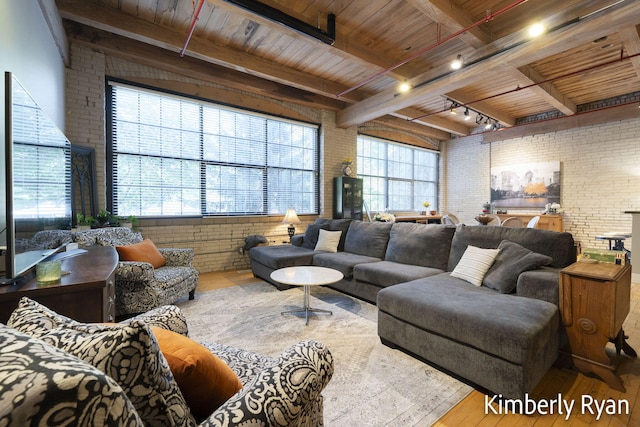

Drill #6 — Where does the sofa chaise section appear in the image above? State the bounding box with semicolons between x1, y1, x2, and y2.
378;275;559;398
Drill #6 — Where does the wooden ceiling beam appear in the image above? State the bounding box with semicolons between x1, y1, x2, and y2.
371;115;450;141
405;0;492;48
619;25;640;78
508;65;577;116
65;23;346;111
57;0;360;102
204;0;417;82
391;108;469;136
337;0;640;128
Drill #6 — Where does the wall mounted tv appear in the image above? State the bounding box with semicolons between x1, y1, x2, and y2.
1;72;72;284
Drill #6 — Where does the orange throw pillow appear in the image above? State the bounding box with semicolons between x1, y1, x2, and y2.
151;326;243;421
116;239;166;268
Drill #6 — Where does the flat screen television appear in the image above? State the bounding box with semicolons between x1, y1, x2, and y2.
1;72;72;284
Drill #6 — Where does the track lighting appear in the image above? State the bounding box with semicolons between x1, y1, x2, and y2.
476;114;484;125
528;22;546;38
450;102;459;114
484;118;492;130
450;54;464;70
464;108;471;121
399;82;411;93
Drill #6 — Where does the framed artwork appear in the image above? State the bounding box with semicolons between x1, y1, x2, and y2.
490;161;560;209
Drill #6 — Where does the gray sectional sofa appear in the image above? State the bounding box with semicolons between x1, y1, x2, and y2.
250;218;577;398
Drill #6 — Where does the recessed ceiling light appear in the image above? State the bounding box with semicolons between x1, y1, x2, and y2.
399;82;411;93
528;23;546;38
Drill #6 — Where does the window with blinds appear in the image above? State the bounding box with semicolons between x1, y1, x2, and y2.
12;83;71;221
107;81;319;217
357;135;438;212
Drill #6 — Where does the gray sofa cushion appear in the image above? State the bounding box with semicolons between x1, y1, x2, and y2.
483;240;553;294
354;261;443;287
344;221;392;258
312;252;381;279
377;274;559;365
385;223;456;270
448;224;576;271
250;245;316;269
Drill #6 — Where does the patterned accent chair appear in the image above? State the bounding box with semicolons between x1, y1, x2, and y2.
1;302;333;426
73;227;199;317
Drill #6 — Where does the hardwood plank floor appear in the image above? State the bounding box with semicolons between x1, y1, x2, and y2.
196;271;640;426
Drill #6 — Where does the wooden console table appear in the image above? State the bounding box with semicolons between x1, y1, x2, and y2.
0;246;118;324
559;261;635;391
496;213;563;231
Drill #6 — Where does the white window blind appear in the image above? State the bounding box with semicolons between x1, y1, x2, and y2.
108;81;319;217
12;85;71;220
357;135;438;212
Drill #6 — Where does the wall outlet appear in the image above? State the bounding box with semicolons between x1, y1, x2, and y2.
238;247;244;255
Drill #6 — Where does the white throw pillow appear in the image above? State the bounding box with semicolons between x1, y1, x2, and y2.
314;229;342;253
450;245;500;286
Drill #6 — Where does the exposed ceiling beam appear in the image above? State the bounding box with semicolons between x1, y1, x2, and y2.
65;22;347;111
336;0;640;128
507;66;578;116
57;0;361;102
619;25;640;77
205;0;419;80
405;0;492;48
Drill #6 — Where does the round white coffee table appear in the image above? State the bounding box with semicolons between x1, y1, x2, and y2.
270;266;344;325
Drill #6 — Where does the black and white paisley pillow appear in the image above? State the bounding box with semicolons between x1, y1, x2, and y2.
0;324;143;426
8;298;196;427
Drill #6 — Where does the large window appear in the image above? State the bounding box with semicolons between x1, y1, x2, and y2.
107;81;319;217
357;135;438;212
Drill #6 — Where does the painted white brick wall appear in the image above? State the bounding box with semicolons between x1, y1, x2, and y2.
443;119;640;254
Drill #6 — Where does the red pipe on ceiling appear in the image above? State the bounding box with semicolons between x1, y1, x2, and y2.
336;0;528;98
180;0;206;57
408;49;640;122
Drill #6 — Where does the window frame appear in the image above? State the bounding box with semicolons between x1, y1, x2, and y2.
356;134;439;212
105;79;320;219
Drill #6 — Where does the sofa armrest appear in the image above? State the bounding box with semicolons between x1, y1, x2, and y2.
291;234;304;247
124;305;189;336
201;340;333;427
159;248;194;266
116;261;156;282
516;267;561;306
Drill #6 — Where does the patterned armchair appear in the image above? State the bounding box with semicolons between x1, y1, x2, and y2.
1;302;333;427
73;227;199;317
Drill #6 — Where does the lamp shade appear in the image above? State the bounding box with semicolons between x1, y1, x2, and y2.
282;208;301;225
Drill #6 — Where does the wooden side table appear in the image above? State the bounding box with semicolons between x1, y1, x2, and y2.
559;261;636;391
0;246;118;324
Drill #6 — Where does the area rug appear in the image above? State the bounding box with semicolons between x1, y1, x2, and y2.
176;281;472;426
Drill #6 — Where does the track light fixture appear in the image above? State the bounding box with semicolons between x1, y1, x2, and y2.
450;54;464;70
445;97;499;131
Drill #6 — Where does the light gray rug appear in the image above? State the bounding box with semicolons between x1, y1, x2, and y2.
176;281;472;426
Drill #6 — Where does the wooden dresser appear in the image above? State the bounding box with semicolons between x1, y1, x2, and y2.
496;213;563;231
0;246;118;324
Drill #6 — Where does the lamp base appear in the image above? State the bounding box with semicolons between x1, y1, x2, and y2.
288;225;295;241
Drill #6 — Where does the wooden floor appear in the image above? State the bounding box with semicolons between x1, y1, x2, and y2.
198;271;640;426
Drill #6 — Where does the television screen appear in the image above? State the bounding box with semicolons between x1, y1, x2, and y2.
2;72;72;282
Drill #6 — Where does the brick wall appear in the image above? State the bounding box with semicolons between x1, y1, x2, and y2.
443;118;640;254
65;44;354;273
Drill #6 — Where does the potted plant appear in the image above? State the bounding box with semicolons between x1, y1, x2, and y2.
76;214;96;231
95;209;114;227
119;215;138;229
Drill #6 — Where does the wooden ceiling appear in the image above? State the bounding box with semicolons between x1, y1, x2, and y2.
56;0;640;142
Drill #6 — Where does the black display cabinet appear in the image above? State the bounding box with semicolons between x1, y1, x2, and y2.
333;176;363;220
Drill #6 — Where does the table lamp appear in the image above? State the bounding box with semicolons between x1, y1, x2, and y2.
282;208;301;241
